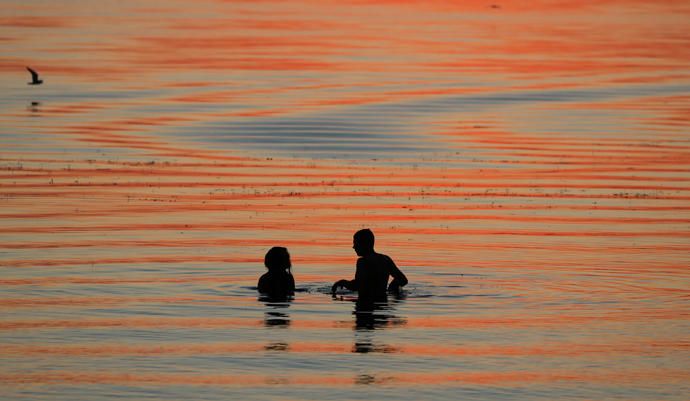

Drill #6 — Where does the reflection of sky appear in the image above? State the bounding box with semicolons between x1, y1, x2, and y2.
2;0;689;160
1;2;690;399
8;79;677;160
168;82;690;158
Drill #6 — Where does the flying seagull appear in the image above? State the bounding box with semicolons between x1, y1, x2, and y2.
27;67;43;85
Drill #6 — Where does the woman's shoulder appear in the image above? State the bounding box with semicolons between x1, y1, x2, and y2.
259;271;293;283
258;272;272;282
257;272;271;290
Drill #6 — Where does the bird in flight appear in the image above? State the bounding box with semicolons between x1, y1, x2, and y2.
27;67;43;85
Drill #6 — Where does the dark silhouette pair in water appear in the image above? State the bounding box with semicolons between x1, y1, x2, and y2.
258;229;408;304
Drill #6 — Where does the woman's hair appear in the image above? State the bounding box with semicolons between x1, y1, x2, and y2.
264;247;291;273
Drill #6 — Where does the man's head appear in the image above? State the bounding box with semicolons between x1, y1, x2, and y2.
353;228;375;256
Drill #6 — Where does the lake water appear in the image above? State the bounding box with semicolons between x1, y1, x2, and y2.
1;1;689;399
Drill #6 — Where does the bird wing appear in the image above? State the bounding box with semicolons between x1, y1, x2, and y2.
26;67;39;81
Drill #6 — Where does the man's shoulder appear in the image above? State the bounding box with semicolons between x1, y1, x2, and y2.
373;252;394;263
358;252;394;265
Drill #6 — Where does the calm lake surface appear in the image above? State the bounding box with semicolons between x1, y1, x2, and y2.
1;1;689;399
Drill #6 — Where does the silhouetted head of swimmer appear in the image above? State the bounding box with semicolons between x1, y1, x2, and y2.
353;228;375;257
265;246;291;274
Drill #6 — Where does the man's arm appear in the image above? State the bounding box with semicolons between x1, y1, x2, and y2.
331;278;357;294
387;258;408;293
332;262;362;294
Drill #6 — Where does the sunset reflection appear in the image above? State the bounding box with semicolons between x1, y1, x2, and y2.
1;0;689;400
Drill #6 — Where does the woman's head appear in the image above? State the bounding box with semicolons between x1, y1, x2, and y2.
264;247;291;273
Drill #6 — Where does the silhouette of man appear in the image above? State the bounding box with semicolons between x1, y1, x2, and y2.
332;229;408;303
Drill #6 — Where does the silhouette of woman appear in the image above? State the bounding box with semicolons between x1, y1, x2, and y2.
258;247;295;299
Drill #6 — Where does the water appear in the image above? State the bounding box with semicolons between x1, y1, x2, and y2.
1;1;689;399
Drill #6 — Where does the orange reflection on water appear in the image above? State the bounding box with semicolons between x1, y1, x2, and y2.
0;309;681;331
2;339;685;358
1;1;689;399
1;368;687;387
